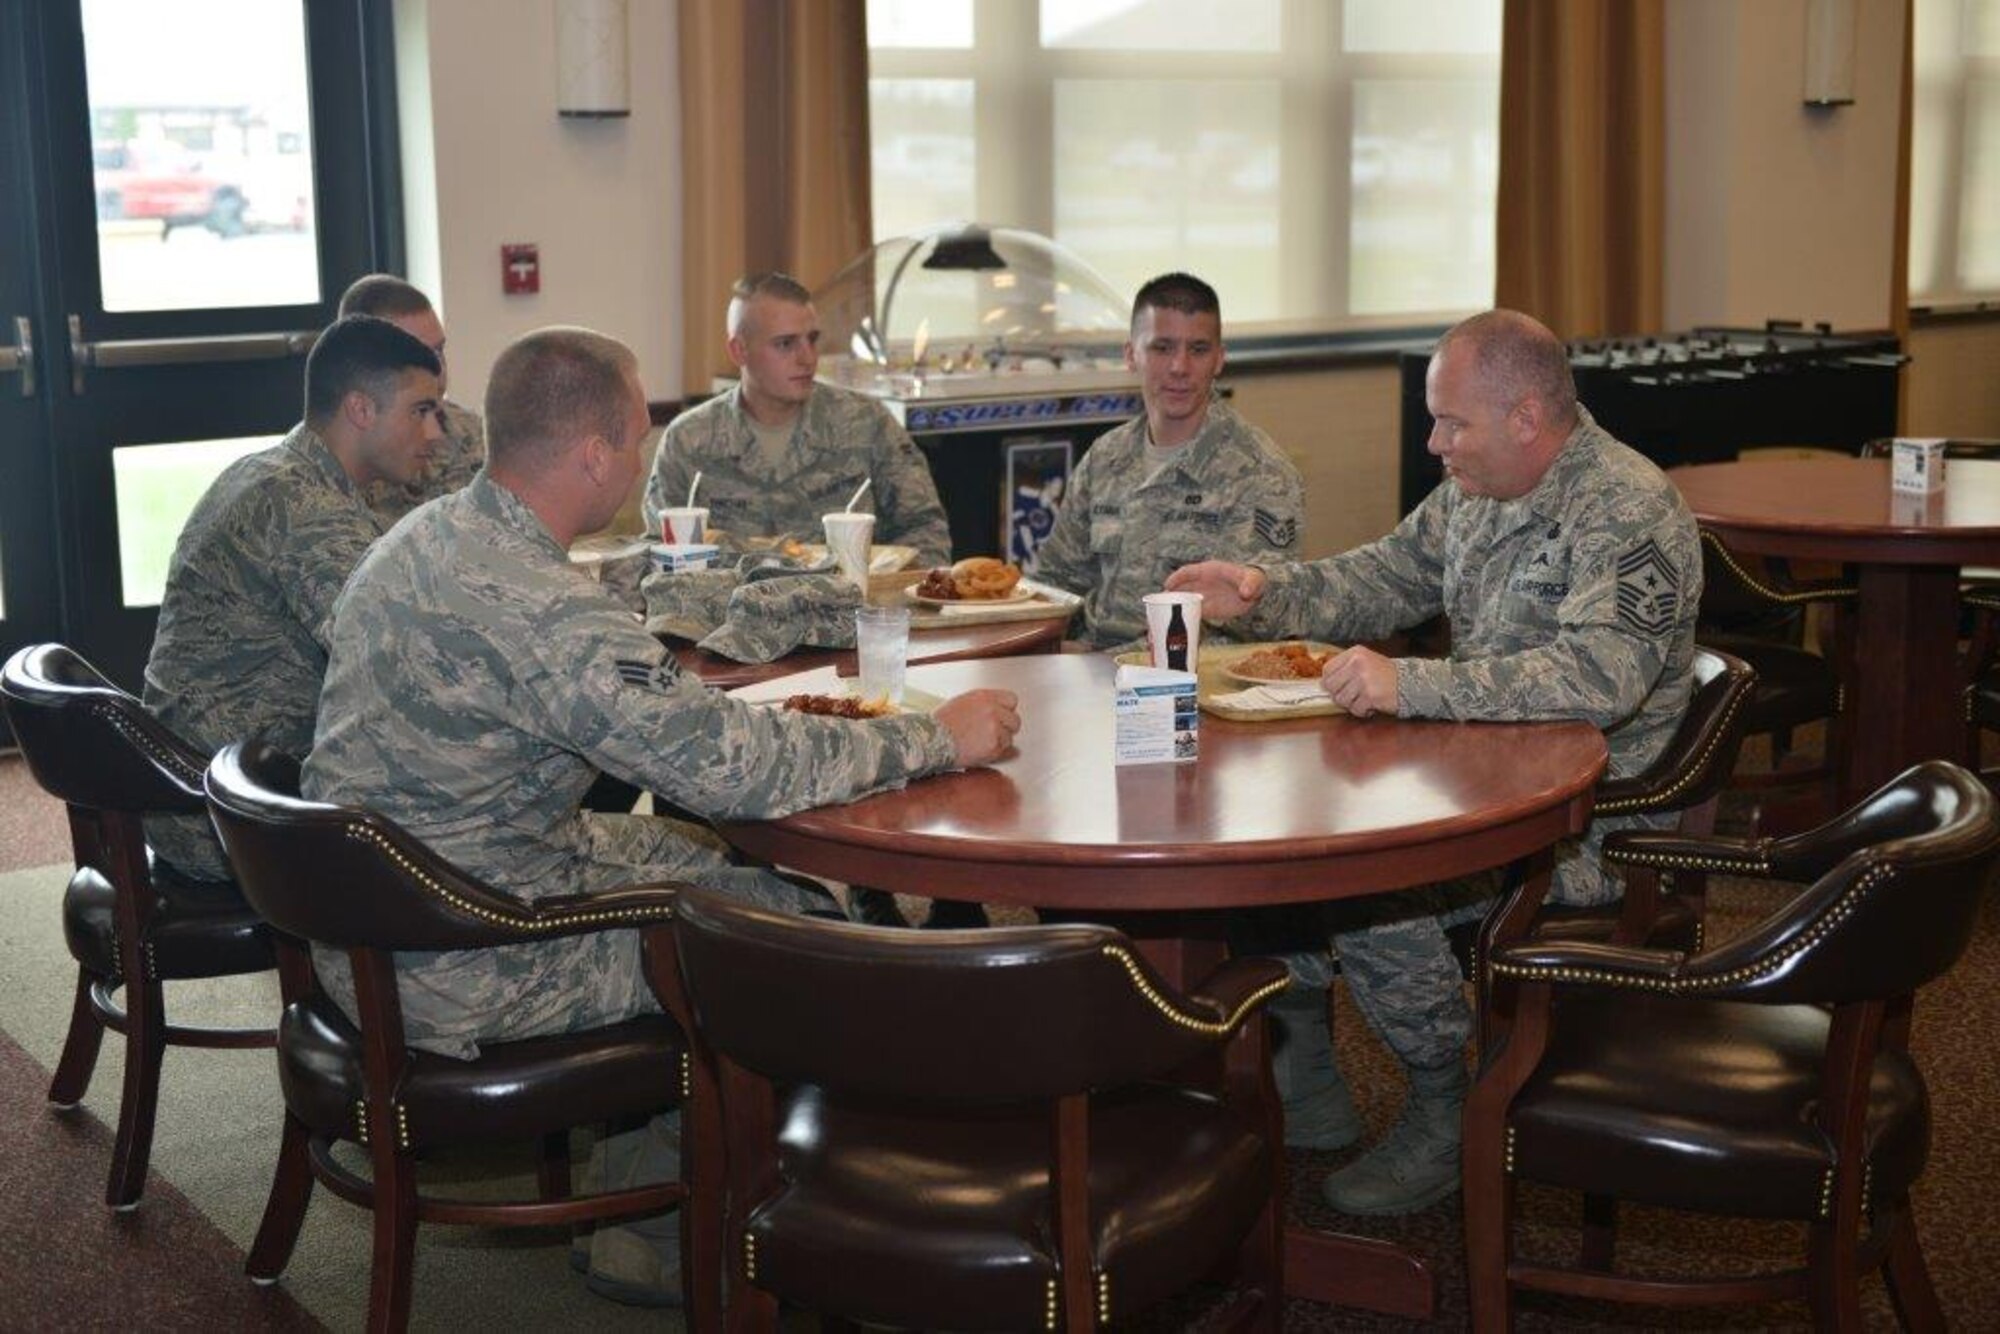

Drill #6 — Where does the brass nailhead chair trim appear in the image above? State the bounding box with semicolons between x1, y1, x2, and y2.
95;702;206;787
352;1099;370;1146
1605;847;1773;877
1489;864;1894;994
1594;680;1752;816
742;1231;757;1281
1043;1278;1058;1330
1096;1269;1111;1324
1700;529;1858;606
341;825;675;933
1097;944;1287;1035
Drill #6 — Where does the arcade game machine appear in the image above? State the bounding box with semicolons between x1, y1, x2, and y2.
814;225;1141;566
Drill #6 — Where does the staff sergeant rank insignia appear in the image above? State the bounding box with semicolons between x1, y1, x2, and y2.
1253;507;1298;548
1614;538;1680;636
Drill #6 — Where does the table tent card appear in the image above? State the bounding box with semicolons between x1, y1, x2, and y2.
1114;663;1199;765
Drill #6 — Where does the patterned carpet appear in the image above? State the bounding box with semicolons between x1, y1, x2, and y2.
1;753;1995;1329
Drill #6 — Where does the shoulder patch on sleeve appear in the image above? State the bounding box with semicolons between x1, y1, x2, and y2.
615;657;680;695
1253;508;1298;548
1615;538;1681;636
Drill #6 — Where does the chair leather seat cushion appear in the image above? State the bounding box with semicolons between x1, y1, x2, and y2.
1509;994;1926;1220
1701;634;1839;734
746;1083;1273;1332
277;994;684;1149
62;861;273;981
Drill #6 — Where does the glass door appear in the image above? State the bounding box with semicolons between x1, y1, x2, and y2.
5;0;396;693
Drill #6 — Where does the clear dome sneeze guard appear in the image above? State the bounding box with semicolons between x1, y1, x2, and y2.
816;224;1135;400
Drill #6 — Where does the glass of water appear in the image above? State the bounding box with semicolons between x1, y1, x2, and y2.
854;605;911;707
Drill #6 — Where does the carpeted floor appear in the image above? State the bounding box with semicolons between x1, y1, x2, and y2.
2;753;1996;1330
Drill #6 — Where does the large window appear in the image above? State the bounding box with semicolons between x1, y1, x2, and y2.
1912;0;2000;304
867;0;1501;332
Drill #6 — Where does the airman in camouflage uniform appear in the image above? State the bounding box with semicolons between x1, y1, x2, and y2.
303;326;1020;1308
643;272;951;565
302;328;1019;1060
1033;272;1303;650
1170;309;1700;1217
141;316;444;881
336;274;488;523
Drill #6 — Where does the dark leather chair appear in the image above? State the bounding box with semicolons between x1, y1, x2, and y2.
1465;760;2000;1331
672;886;1289;1332
1532;644;1758;949
0;643;274;1209
202;741;719;1331
1696;526;1855;802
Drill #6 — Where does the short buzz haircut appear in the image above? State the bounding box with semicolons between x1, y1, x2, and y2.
726;271;812;338
1435;309;1579;426
336;273;435;321
1131;272;1221;336
303;315;441;426
484;327;638;475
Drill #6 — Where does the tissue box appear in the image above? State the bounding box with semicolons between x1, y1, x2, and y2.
1890;438;1947;494
648;542;721;573
1114;664;1199;765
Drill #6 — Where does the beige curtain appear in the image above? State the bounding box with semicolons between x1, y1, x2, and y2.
1892;0;1914;430
1495;0;1665;339
678;0;873;391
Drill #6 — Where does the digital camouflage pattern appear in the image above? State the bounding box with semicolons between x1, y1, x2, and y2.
1034;400;1303;649
303;473;960;1057
644;382;951;565
640;555;863;661
363;397;485;524
142;423;388;880
1250;406;1701;1067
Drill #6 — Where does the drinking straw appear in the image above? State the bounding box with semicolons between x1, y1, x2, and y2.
686;471;702;507
845;478;872;512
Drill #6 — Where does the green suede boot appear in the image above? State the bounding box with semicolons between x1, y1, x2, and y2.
1269;988;1364;1152
1320;1056;1467;1216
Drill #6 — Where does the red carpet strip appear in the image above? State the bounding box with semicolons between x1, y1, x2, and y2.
0;1027;323;1332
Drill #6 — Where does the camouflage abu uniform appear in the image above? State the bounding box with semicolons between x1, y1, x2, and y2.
1034;399;1303;649
1248;406;1700;1066
141;423;388;880
303;473;961;1058
363;397;484;524
643;382;952;566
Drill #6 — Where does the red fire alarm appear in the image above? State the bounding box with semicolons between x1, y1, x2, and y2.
502;243;540;295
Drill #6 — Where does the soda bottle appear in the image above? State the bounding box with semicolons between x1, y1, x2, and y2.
1165;602;1189;672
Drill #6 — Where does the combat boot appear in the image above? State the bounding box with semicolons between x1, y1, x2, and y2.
1269;988;1363;1151
1321;1056;1467;1215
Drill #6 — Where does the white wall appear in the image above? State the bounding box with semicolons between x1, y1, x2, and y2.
395;0;683;410
1665;0;1906;331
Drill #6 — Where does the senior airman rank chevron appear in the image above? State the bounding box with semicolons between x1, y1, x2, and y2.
1253;508;1298;548
615;658;680;695
1615;538;1680;635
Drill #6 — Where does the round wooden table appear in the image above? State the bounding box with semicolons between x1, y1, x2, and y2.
720;653;1608;1320
1673;456;2000;803
666;615;1067;688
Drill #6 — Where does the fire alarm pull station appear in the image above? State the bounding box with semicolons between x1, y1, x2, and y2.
502;243;540;295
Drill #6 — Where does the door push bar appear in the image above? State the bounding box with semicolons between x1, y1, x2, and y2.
67;315;316;394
